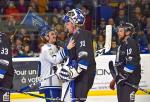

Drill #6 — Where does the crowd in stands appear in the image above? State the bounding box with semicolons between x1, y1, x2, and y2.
0;0;149;57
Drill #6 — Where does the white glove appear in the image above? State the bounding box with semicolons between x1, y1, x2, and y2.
56;59;82;82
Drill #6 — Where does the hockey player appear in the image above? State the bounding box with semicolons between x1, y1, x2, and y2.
0;32;14;102
39;27;75;102
57;9;96;102
109;23;141;102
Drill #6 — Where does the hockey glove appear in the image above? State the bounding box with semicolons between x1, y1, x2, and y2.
56;59;84;82
108;61;129;86
115;72;129;86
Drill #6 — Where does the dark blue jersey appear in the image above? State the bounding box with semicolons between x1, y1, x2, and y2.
116;37;141;83
66;29;96;69
0;32;14;78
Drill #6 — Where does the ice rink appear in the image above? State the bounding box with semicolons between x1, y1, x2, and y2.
11;95;150;102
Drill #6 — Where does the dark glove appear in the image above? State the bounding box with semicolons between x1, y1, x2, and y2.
115;72;129;86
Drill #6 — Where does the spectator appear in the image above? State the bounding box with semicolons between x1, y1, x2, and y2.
145;17;150;45
142;3;150;17
22;35;31;44
52;8;61;18
4;14;18;33
15;28;27;40
17;0;27;14
64;5;71;13
136;31;149;53
97;18;106;35
19;43;34;57
12;43;19;57
132;7;146;29
96;34;105;50
0;0;7;14
29;0;38;12
81;5;93;31
127;0;137;22
5;1;20;21
50;15;59;29
115;9;127;26
12;37;23;57
107;41;117;55
38;0;48;14
57;31;67;47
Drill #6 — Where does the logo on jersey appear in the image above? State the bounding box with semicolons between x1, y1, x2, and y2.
3;92;10;101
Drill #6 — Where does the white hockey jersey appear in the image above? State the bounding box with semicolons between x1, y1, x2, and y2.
39;43;66;89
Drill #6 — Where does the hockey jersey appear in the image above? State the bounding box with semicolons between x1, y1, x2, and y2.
66;29;96;70
39;43;66;89
0;32;14;80
116;37;141;83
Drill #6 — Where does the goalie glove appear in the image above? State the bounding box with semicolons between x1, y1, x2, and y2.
56;58;88;82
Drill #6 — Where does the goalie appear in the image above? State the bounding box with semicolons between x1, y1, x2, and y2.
56;9;96;102
109;23;141;102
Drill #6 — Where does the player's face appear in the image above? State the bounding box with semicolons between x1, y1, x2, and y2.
46;31;57;44
118;27;125;40
65;21;75;34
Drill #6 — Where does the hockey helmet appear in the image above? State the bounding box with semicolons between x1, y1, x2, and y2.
117;22;135;35
63;9;85;26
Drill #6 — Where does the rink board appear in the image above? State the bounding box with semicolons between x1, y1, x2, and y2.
11;54;150;99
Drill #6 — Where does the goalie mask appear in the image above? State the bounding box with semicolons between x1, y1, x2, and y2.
63;9;85;26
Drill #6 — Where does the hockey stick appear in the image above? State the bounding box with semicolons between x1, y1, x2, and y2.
125;82;150;95
95;25;112;56
108;61;150;95
0;87;60;101
18;73;55;92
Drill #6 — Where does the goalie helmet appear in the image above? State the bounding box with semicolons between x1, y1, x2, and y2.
63;8;85;26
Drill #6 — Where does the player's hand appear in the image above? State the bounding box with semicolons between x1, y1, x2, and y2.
115;73;128;86
67;39;75;50
109;79;115;90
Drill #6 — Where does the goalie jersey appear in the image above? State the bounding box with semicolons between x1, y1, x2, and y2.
67;29;96;68
39;43;66;89
0;32;14;87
